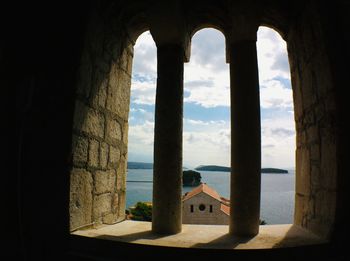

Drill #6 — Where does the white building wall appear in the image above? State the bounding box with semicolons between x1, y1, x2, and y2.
182;192;229;225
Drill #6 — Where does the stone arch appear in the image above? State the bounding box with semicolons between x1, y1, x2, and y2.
69;6;151;230
259;12;338;238
69;0;340;240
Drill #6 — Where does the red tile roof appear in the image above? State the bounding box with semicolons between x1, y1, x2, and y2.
220;204;230;216
183;183;231;216
183;183;221;201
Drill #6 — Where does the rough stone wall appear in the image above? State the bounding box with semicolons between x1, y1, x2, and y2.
69;8;134;230
65;0;342;239
182;193;229;225
287;2;337;238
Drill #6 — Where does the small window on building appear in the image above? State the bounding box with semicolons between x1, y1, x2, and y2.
210;205;213;213
190;205;194;213
199;204;206;211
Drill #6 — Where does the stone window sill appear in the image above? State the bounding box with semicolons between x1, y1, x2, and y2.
71;220;327;249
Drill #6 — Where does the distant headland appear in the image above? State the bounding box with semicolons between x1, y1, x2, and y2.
127;162;153;169
196;165;288;174
127;162;288;174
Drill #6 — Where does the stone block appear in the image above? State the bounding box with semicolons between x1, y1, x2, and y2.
119;48;129;71
69;168;93;230
83;108;105;138
122;123;129;145
93;193;112;220
296;130;306;148
291;70;303;118
102;213;118;224
313;52;332;99
310;165;321;188
296;148;311;196
109;146;121;167
72;135;89;164
88;139;99;167
117;157;127;191
74;101;105;138
118;191;126;217
320;140;337;190
106;68;131;120
91;73;108;109
100;142;108;168
301;65;316;109
126;51;133;75
294;193;306;226
112;193;119;213
107;117;122;142
94;169;116;194
306;125;319;144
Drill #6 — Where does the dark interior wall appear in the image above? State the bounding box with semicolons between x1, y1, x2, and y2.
10;1;91;260
324;0;350;251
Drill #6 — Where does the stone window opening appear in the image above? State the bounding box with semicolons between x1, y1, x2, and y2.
210;205;213;213
125;31;157;216
190;205;194;213
70;4;338;253
256;26;295;225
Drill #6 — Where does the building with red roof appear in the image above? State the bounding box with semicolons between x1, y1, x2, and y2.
182;183;230;225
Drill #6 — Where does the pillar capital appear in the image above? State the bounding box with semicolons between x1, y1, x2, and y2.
225;14;260;63
149;0;191;62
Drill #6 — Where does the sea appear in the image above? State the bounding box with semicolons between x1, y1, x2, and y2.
126;169;295;224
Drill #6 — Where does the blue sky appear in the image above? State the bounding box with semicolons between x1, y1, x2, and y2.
127;27;295;169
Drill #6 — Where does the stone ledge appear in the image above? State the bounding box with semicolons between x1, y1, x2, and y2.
72;221;327;249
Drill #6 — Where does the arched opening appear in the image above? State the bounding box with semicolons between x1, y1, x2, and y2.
183;28;230;225
126;31;157;218
69;2;340;251
257;26;295;225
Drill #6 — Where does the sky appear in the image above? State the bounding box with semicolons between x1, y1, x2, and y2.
127;27;295;169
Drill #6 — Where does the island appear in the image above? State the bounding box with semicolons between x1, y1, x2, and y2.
127;162;288;174
183;170;202;186
195;165;230;172
195;165;288;174
128;161;189;170
261;168;288;174
127;162;153;169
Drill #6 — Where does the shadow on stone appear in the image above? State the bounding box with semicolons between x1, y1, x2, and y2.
191;233;253;249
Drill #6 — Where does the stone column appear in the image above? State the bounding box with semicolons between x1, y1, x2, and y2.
152;44;184;234
228;35;261;236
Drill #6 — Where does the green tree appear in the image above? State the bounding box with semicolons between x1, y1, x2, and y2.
130;202;152;221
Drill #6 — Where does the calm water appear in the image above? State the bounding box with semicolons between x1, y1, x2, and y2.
126;169;295;224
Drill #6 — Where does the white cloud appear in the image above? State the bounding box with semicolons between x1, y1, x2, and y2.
129;31;157;106
261;116;296;168
257;27;291;81
183;128;230;168
130;80;156;105
127;121;155;160
260;79;293;109
132;32;157;76
184;28;230;108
